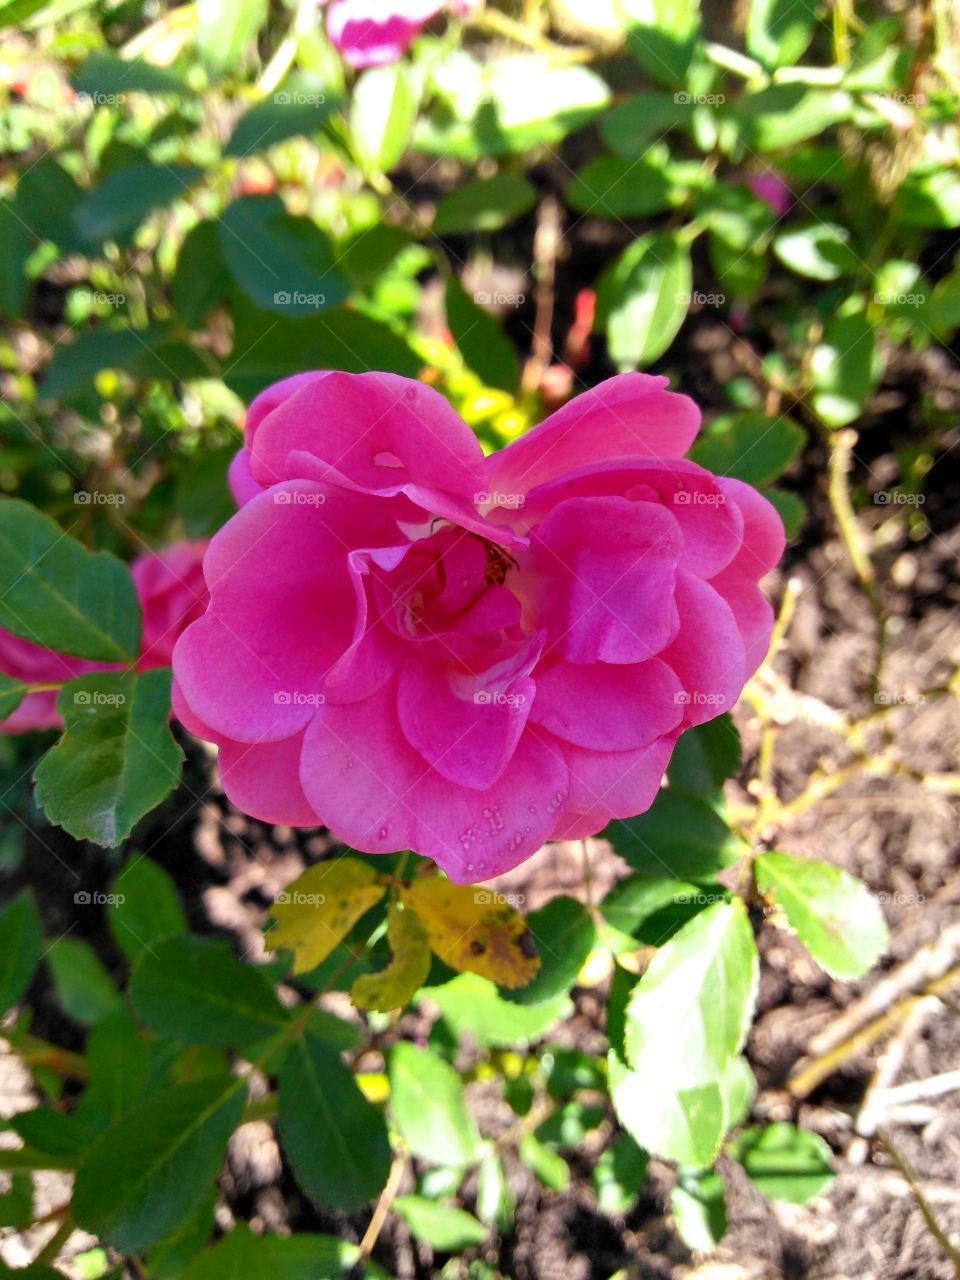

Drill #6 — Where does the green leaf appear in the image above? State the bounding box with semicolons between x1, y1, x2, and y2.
351;64;417;175
225;75;339;157
0;673;29;721
74;164;202;246
278;1032;391;1210
567;156;675;219
612;900;758;1165
73;1076;244;1252
0;200;29;317
46;937;121;1025
622;0;699;85
689;412;805;487
197;0;269;76
77;1008;149;1131
218;196;348;316
596;232;690;370
171;221;232;328
518;1133;570;1191
811;307;879;427
773;223;861;281
763;487;806;539
0;500;140;661
603;790;747;881
224;301;421;400
476;1149;514;1231
130;935;291;1045
601;877;725;945
896;170;960;229
592;1134;648;1215
736;87;853;150
746;0;816;68
10;1109;92;1159
507;896;595;1006
444;276;519;393
667;715;742;795
433;172;536;235
15;158;88;253
389;1041;482;1168
183;1221;358;1280
108;856;187;962
71;51;188;96
600;92;689;159
727;1123;834;1202
0;890;42;1014
671;1169;727;1250
33;670;183;847
755;851;888;979
426;972;569;1048
40;327;209;399
393;1198;487;1250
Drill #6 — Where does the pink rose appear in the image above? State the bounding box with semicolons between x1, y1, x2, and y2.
325;0;444;68
173;372;783;883
0;540;209;733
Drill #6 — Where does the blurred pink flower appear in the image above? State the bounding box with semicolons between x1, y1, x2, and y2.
748;171;792;219
0;540;208;733
174;372;783;882
325;0;444;68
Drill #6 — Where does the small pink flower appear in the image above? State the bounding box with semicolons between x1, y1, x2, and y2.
0;540;209;733
748;171;792;219
325;0;444;68
173;372;783;882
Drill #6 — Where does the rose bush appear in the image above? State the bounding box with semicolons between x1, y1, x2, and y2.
0;540;208;733
172;372;783;881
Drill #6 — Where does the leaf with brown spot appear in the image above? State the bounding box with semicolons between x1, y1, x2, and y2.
400;879;540;989
267;858;386;975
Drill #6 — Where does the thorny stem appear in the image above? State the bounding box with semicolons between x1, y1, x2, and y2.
878;1130;960;1276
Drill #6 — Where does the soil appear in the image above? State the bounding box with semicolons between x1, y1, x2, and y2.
2;279;960;1280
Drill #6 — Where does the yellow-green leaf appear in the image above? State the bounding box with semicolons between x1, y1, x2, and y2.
400;878;539;989
267;859;386;975
351;900;431;1012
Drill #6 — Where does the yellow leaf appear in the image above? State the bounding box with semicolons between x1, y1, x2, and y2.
351;899;431;1012
267;858;386;974
400;878;540;989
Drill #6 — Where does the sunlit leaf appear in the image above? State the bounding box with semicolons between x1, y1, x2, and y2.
267;858;386;975
351;899;431;1012
727;1123;834;1202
